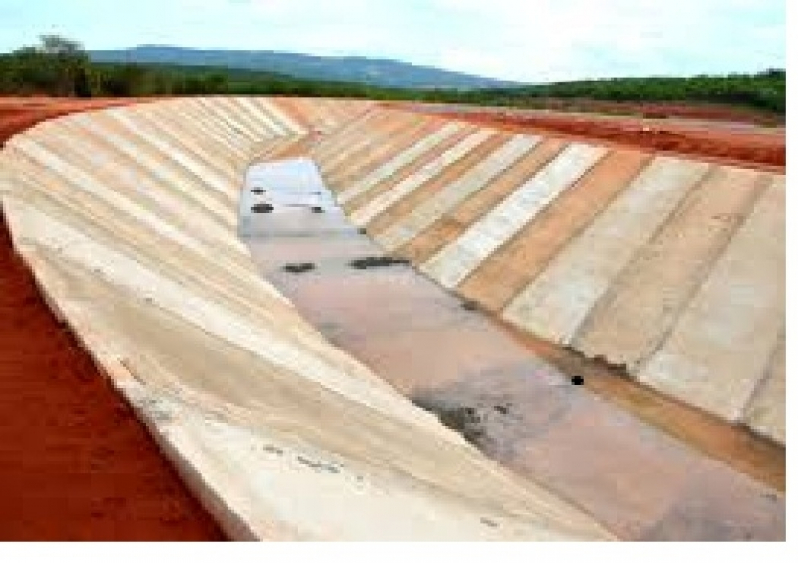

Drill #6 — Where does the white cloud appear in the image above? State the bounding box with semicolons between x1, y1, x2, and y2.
0;0;784;81
423;0;785;80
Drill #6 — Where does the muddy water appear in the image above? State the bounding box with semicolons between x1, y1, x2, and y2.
240;158;784;541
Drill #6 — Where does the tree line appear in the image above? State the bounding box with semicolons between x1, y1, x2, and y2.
439;70;786;114
0;36;416;98
0;36;785;116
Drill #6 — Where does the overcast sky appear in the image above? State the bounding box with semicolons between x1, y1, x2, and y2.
0;0;785;82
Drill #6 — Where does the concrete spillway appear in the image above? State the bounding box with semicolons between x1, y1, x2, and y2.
0;97;784;540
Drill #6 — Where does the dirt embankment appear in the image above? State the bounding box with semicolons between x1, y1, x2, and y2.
0;97;225;540
493;98;783;126
405;103;785;171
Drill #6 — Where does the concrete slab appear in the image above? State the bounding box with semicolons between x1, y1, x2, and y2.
574;166;769;371
336;121;466;203
347;129;494;225
325;117;441;188
458;149;651;311
638;458;784;541
396;137;567;264
71;113;237;225
420;143;606;289
638;178;785;424
376;134;540;250
316;111;413;175
342;125;477;214
230;97;290;136
309;109;385;162
249;98;307;135
365;133;509;236
136;107;243;179
743;335;785;444
501;156;710;344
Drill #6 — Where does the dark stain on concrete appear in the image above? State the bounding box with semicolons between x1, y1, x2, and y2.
349;256;411;269
283;262;316;274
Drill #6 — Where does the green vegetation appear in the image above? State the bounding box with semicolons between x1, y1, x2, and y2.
442;71;786;114
0;36;92;97
0;36;785;117
1;36;411;98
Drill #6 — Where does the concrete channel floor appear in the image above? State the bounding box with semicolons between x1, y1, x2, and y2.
240;158;784;541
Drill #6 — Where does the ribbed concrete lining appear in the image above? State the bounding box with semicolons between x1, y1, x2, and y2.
420;143;608;289
0;96;784;537
316;112;783;444
638;177;785;425
241;158;783;540
0;97;615;541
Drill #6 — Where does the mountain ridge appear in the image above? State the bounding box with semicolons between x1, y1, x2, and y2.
90;45;521;90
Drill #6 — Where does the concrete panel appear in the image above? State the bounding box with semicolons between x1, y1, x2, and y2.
232;97;290;136
46;118;238;234
502;156;710;344
375;134;540;251
348;129;494;225
12;132;236;257
638;178;785;423
458;149;650;312
326;118;443;188
316;111;412;175
145;98;257;176
421;143;607;289
341;125;476;214
207;98;268;139
575;166;769;370
336;121;466;203
743;335;785;445
79;109;239;212
187;99;269;151
310;109;385;162
159;100;253;160
70;113;236;225
271;98;316;130
192;98;262;143
189;98;270;152
109;110;236;198
249;98;307;135
396;138;568;264
4;155;285;313
364;134;509;237
137;107;242;179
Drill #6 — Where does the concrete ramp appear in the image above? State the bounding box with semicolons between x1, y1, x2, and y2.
0;98;615;540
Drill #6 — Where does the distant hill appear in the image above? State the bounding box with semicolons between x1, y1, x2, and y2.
89;45;520;90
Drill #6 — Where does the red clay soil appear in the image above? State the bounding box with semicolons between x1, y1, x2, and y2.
406;103;785;171
0;98;143;147
0;98;225;541
490;98;783;125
